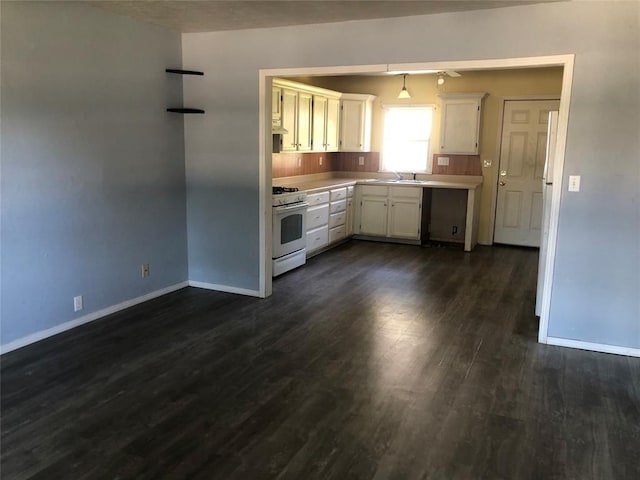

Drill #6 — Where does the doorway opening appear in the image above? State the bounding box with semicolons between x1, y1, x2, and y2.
259;55;575;346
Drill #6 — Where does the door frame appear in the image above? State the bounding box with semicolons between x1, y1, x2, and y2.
258;55;574;345
490;96;561;246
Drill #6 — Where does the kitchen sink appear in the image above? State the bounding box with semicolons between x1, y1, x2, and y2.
370;179;424;184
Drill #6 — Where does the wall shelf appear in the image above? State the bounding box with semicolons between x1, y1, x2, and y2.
166;108;205;114
166;68;205;113
166;68;204;76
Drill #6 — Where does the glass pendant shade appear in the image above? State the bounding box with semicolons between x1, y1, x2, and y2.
397;74;411;99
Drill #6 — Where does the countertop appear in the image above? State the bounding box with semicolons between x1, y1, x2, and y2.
275;177;482;193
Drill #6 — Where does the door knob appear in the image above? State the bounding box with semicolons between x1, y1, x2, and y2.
499;181;506;186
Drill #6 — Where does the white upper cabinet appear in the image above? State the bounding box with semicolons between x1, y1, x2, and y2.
340;94;375;152
272;86;282;128
312;96;328;152
297;92;313;151
312;94;341;152
325;97;341;152
281;88;298;152
275;79;343;153
438;93;487;154
280;88;313;152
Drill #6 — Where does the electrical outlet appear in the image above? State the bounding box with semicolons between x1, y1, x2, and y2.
568;175;581;192
483;159;492;167
74;295;83;312
358;156;365;166
297;157;302;167
438;157;450;166
319;156;323;166
141;263;150;278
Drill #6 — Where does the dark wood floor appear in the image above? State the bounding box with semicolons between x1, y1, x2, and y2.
2;241;639;479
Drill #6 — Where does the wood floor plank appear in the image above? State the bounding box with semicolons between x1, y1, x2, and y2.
2;241;639;479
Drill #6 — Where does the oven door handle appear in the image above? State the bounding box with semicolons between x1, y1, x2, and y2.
274;202;309;212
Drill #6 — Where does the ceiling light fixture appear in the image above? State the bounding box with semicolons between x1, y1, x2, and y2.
397;74;411;99
437;73;445;86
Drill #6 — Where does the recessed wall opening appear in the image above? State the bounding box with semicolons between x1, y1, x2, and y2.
259;56;575;347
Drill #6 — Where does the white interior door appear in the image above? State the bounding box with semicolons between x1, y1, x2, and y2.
494;99;560;246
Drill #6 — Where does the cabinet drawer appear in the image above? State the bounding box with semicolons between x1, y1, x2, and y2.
307;225;329;252
330;199;346;214
329;211;346;228
330;187;347;202
329;225;346;243
359;185;388;197
307;204;329;230
390;186;422;199
307;191;330;206
347;186;354;197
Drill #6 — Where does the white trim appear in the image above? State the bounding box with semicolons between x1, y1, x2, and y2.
258;72;270;298
538;55;574;343
188;280;261;297
0;281;189;355
269;64;388;77
388;55;572;74
546;337;640;358
489;95;562;244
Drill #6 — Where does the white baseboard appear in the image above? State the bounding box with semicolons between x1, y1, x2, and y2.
546;337;640;358
188;280;261;298
477;240;493;246
0;281;189;355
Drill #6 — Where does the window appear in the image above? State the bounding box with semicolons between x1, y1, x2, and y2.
381;105;434;173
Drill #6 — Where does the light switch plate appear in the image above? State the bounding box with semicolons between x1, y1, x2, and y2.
358;156;365;166
568;175;581;192
437;157;450;166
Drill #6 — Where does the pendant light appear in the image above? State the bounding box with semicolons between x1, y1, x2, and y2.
397;74;411;99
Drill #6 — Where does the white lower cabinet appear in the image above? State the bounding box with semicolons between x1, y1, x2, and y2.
355;185;422;241
305;186;354;257
329;225;346;243
307;225;329;252
360;196;388;236
307;204;330;231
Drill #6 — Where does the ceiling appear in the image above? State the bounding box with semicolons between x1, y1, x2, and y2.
91;0;562;33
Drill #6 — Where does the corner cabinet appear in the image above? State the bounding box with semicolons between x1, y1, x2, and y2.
437;93;487;154
340;94;375;152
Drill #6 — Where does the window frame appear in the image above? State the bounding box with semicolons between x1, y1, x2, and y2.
380;103;436;175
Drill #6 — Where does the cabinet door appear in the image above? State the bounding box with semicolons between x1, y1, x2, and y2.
281;89;298;152
440;99;481;154
389;199;421;239
340;99;364;151
326;97;341;152
312;95;327;152
346;198;354;236
359;197;388;236
272;87;282;122
297;92;313;151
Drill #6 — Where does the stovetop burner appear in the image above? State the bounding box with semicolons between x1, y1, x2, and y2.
273;186;299;195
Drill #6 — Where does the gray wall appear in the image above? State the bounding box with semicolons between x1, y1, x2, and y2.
182;1;639;349
1;2;188;345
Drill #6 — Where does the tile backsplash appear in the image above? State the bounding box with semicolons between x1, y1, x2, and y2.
272;152;480;178
431;154;482;176
272;152;379;178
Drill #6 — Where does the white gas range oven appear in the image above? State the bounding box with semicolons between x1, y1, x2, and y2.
272;186;308;276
